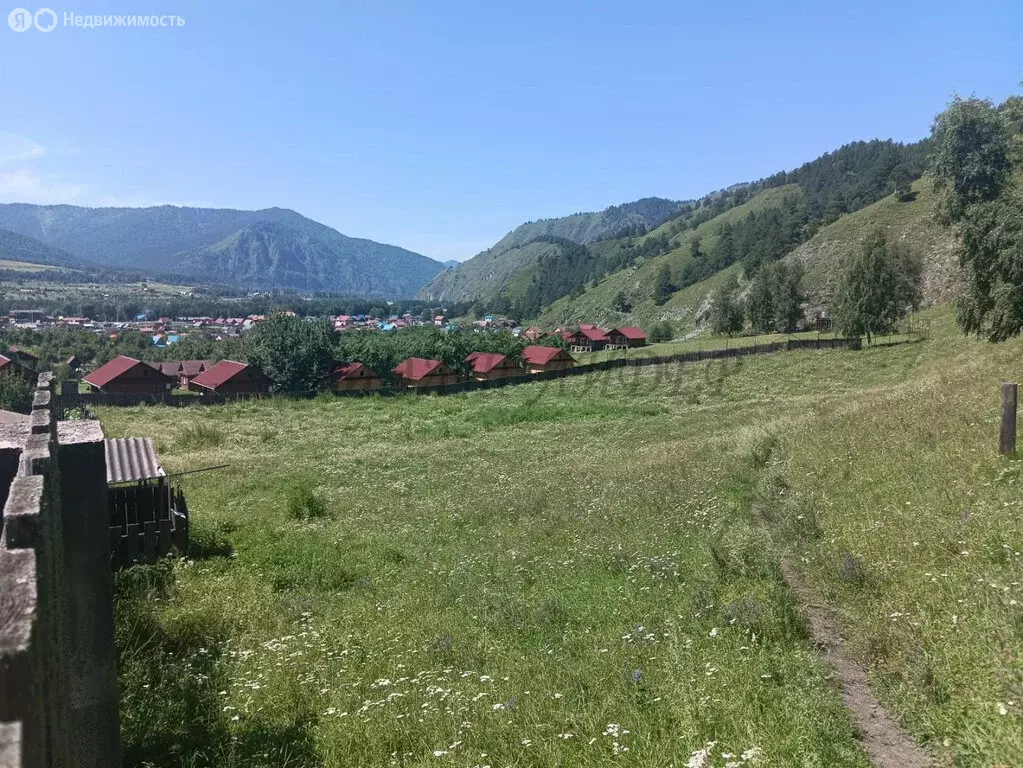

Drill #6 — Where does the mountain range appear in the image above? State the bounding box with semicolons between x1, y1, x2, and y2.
0;204;444;298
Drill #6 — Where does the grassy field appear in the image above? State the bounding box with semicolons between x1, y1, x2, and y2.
571;330;859;366
99;305;1021;767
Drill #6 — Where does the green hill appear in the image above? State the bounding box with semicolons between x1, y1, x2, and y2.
419;197;683;302
539;179;959;335
0;228;80;269
786;179;960;311
536;185;802;329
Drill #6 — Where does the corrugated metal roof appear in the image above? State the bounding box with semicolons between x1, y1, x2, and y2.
84;356;171;388
522;345;570;365
192;360;248;390
105;437;166;484
393;357;445;381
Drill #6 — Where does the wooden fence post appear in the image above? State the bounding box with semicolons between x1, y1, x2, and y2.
1000;382;1017;456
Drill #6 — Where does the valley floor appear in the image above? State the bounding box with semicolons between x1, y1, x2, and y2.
100;305;1021;767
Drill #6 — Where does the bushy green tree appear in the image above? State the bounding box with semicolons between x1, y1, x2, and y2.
653;264;675;305
772;262;805;332
833;229;921;342
746;269;776;333
709;274;744;336
746;262;805;333
613;290;632;313
649;321;673;343
931;93;1023;340
245;313;336;391
0;374;33;414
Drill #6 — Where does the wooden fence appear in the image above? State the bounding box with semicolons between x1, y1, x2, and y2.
108;482;188;568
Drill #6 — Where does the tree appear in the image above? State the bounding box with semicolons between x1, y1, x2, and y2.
653;264;675;305
932;96;1013;225
772;262;805;333
0;374;33;414
245;313;336;392
931;93;1023;340
710;274;744;336
613;290;632;313
833;229;921;342
746;268;776;333
889;163;916;201
649;320;673;343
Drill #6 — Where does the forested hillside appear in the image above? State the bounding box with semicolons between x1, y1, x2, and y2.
419;197;683;302
0;204;444;297
444;138;935;326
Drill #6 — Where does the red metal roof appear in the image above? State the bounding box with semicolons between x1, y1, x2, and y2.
332;362;377;381
466;352;508;374
84;356;169;388
522;345;569;365
191;360;250;390
578;327;609;342
180;360;211;378
393;357;444;381
610;326;647;340
0;354;15;371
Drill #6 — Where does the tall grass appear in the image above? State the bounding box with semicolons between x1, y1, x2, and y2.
97;305;1021;767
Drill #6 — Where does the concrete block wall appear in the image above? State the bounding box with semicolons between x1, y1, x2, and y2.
0;374;120;768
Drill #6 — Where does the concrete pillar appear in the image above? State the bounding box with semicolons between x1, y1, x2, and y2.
54;420;120;767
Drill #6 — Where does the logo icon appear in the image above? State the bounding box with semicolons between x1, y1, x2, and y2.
33;7;55;31
8;7;32;30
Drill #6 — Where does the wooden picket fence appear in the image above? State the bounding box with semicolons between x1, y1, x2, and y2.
108;480;188;568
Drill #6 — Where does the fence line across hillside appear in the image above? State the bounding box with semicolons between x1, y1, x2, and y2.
54;333;922;415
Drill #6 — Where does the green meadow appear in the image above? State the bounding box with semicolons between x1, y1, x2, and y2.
99;306;1021;767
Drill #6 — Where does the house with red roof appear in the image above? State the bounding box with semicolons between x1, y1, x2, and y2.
521;345;575;374
465;352;523;382
84;356;176;394
191;360;272;395
569;327;609;353
605;327;648;349
7;345;38;369
0;354;29;380
158;360;214;390
393;357;460;388
330;362;383;391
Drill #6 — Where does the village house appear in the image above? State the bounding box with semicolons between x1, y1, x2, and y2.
0;354;29;380
191;360;272;395
83;356;176;394
522;345;575;374
605;327;648;349
157;360;213;390
330;362;384;391
393;357;460;388
465;352;524;382
7;345;38;369
569;327;609;353
521;326;545;342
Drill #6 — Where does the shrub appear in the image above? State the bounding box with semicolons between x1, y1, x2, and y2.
286;483;328;520
177;421;225;450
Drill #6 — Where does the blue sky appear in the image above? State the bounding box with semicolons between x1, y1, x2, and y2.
0;0;1019;262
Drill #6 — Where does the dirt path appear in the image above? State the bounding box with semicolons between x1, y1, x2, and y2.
777;560;935;768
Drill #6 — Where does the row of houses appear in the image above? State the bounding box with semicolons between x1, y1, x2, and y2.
522;325;648;353
81;344;579;395
83;357;272;395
